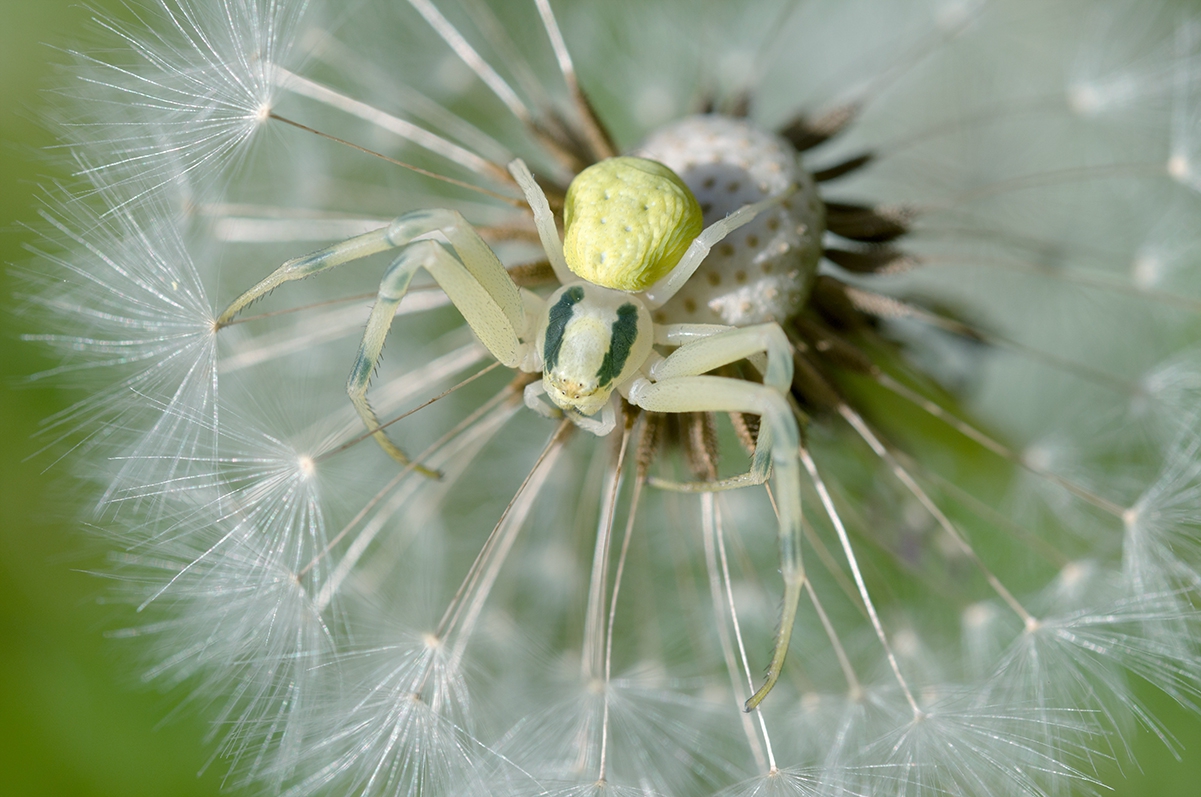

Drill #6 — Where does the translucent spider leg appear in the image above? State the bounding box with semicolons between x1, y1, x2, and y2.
216;209;529;472
626;323;802;710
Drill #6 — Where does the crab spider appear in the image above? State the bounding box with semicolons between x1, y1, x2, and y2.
216;156;803;710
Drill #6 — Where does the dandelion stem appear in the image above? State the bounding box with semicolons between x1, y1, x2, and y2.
598;427;644;784
802;515;868;616
839;403;1037;626
805;579;863;698
317;360;503;463
930;162;1171;209
308;30;516;164
893;448;1072;568
801;445;922;716
582;422;632;681
533;0;616;161
271;68;513;183
919;250;1201;315
303;382;514;579
315;388;522;611
215;291;377;326
406;0;533;124
268;112;520;202
698;493;767;769
846;0;985;112
870;370;1127;518
712;492;777;771
845;285;1140;405
436;418;572;640
449;430;564;667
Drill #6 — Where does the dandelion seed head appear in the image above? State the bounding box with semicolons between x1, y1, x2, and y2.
27;0;1201;794
60;0;319;213
637;115;823;327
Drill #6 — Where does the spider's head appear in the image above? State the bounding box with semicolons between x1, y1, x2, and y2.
562;157;703;292
538;283;652;417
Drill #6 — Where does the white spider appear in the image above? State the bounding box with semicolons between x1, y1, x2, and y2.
216;141;809;709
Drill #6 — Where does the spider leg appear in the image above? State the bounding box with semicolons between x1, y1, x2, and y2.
508;158;574;284
218;209;533;471
625;323;802;710
641;187;798;308
647;324;787;493
216;209;526;331
648;466;771;493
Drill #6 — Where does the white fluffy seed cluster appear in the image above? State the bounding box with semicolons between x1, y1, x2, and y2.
638;115;825;326
24;1;1201;796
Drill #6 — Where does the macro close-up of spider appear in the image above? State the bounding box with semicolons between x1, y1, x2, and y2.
217;134;818;709
9;0;1201;796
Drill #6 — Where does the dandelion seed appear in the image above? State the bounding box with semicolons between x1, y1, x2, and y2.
26;0;1201;795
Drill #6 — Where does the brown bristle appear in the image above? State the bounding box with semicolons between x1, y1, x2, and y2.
808;275;874;332
729;411;760;456
794;316;878;375
778;104;859;151
635;412;666;480
789;348;843;412
813;152;874;182
823;246;917;275
573;86;619;161
507;260;558;287
684;412;720;481
825;202;912;243
726;92;752;119
478;225;542;244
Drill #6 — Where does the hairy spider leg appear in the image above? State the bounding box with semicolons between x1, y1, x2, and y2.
625;323;802;710
217;209;532;473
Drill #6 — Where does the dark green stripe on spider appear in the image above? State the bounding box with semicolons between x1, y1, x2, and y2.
347;351;375;391
543;285;584;371
595;303;639;387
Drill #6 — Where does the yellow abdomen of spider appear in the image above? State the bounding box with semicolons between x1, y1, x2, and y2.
562;157;704;292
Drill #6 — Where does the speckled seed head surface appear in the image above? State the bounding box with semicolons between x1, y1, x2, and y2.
636;115;825;327
563;156;704;292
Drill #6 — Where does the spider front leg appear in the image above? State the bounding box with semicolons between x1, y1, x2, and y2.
625;322;803;710
216;209;532;472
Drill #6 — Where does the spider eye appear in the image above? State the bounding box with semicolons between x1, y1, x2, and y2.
562;157;703;292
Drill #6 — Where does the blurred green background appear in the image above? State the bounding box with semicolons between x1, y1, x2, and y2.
2;1;1201;795
1;0;227;794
